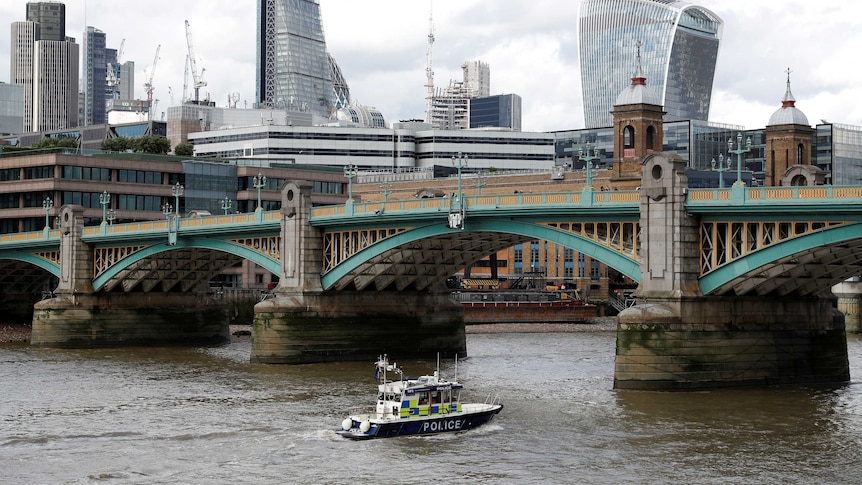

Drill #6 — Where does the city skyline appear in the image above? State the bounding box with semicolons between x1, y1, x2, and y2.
0;0;857;132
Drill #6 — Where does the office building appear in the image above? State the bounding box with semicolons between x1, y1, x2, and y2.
462;60;490;98
430;61;493;130
84;27;107;126
578;0;723;128
470;94;522;131
32;37;78;131
10;2;78;132
255;0;335;117
189;123;554;171
10;21;38;132
0;83;25;135
329;54;350;110
25;1;65;41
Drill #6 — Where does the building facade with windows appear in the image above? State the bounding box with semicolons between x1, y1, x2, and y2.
0;83;25;135
469;94;522;131
83;27;107;126
0;149;348;289
255;0;335;116
578;0;722;128
11;2;78;133
188;124;555;172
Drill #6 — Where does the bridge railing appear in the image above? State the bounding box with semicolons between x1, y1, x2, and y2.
0;229;61;247
687;185;862;207
81;211;280;238
310;191;641;219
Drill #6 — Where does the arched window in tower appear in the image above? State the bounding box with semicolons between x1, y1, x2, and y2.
646;125;656;151
797;143;804;165
623;125;634;149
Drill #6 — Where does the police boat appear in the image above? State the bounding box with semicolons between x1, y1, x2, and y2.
338;355;503;440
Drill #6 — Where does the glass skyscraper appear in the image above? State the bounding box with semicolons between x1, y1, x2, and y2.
255;0;335;117
578;0;723;128
84;27;107;126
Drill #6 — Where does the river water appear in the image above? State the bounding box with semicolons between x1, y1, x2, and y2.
3;331;862;484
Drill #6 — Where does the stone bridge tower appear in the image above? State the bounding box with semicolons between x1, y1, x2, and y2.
611;42;665;190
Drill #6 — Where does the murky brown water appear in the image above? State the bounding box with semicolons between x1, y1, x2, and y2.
3;332;862;484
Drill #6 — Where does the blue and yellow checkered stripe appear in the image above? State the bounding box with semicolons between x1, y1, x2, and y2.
400;400;462;418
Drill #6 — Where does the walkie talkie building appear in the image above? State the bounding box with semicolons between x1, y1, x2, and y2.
256;0;335;117
578;0;723;128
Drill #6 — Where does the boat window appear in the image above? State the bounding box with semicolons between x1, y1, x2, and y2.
418;392;429;405
378;392;400;401
430;391;441;404
441;389;451;402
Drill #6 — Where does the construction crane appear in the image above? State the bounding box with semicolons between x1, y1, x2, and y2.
106;63;118;99
106;39;125;100
184;20;207;103
143;44;161;119
183;55;190;103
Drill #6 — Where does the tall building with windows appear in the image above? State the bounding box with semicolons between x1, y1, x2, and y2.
25;1;65;41
255;0;335;117
578;0;723;128
469;94;522;131
84;27;107;126
11;2;78;132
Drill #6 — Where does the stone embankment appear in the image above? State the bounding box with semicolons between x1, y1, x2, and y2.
2;317;618;344
0;323;31;343
466;316;617;333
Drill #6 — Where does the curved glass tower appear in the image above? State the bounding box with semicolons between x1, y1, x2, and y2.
256;0;335;117
578;0;723;128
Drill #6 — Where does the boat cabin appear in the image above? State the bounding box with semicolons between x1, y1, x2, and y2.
376;375;463;419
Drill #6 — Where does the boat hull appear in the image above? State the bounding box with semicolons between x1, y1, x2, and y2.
338;404;503;440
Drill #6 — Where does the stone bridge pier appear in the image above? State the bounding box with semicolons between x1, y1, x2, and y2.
615;154;849;389
31;205;229;348
251;182;466;364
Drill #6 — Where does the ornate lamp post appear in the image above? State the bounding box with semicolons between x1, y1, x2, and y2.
253;172;267;211
42;196;53;230
451;152;468;201
728;132;752;187
99;190;110;225
380;181;393;203
579;145;600;190
107;209;116;226
171;181;184;218
162;202;172;220
221;197;232;215
711;153;730;188
343;164;357;202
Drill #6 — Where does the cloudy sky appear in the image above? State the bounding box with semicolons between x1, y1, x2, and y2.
0;0;857;132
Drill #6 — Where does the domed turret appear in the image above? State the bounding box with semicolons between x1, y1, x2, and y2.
610;41;666;190
614;41;662;107
768;68;809;126
764;67;814;186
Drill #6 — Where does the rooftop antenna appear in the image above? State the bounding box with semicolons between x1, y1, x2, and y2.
424;1;435;124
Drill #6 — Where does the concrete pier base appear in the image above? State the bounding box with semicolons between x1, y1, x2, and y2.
251;291;466;364
833;281;862;333
615;297;850;390
31;293;229;348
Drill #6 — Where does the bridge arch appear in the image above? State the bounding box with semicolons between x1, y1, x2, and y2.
698;222;862;296
321;218;641;291
93;238;281;292
0;251;60;277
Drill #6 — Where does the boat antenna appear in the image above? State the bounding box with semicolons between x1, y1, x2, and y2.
455;354;458;382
